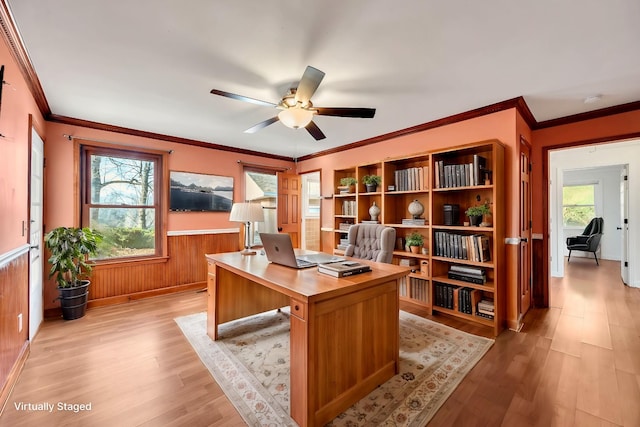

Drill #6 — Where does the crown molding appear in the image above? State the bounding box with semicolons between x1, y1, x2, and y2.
534;100;640;129
48;114;295;162
297;97;534;161
0;0;50;116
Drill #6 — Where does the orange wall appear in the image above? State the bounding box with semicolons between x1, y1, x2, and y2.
297;108;525;328
0;39;47;254
44;122;295;233
530;109;640;234
297;109;521;237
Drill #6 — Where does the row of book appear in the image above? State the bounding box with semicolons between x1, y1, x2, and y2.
409;277;429;303
433;231;491;262
434;284;482;315
341;200;356;216
393;166;429;191
447;264;486;285
434;154;487;188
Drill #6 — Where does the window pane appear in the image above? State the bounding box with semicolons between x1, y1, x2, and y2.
563;206;595;227
89;208;155;259
90;154;154;206
562;185;594;206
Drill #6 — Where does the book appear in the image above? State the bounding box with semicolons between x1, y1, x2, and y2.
473;154;487;186
317;261;371;277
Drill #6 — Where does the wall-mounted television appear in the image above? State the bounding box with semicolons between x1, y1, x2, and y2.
170;171;234;212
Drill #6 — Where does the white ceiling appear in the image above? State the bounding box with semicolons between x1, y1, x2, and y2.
7;1;640;159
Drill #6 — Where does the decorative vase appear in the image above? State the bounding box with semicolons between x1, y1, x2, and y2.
369;201;381;221
408;199;424;219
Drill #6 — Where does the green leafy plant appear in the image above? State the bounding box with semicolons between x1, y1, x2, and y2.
406;231;424;247
362;175;382;186
465;203;491;217
44;227;103;288
339;177;358;186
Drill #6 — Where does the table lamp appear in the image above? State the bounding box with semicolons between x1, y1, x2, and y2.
229;202;264;255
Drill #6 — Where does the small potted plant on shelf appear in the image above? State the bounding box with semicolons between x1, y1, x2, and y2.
44;226;103;320
406;231;424;254
362;175;381;192
338;177;358;193
465;203;491;227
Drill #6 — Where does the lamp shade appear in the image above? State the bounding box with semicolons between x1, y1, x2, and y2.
278;107;314;129
229;202;264;223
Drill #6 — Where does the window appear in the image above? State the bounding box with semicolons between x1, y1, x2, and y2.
81;145;163;260
244;169;277;245
562;184;596;227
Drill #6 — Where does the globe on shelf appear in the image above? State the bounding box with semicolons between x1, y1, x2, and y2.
408;199;424;219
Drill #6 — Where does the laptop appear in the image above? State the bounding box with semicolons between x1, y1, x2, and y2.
259;233;345;269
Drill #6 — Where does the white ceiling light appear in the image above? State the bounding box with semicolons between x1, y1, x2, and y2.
278;106;314;129
583;94;602;104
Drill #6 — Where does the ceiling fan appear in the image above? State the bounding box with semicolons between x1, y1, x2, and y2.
210;66;376;141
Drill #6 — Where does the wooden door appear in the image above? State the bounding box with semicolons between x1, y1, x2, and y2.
278;172;301;248
519;139;532;317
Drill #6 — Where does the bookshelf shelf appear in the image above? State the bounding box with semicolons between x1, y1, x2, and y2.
431;306;495;327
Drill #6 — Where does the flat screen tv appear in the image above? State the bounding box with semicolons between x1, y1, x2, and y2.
170;171;234;212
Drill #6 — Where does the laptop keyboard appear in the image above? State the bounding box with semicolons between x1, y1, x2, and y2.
295;258;317;268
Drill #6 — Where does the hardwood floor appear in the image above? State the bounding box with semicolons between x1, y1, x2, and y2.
1;258;639;426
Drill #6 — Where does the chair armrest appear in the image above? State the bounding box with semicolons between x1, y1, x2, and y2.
566;235;588;246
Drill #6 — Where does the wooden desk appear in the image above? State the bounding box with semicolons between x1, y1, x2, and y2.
205;252;409;427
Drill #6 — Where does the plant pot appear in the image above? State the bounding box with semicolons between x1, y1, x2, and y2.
58;280;90;320
410;245;421;254
365;184;377;193
469;215;483;227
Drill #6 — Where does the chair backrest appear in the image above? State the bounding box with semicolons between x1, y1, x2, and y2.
344;224;396;264
583;217;604;236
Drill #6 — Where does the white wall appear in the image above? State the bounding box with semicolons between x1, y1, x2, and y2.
562;165;623;261
550;139;639;287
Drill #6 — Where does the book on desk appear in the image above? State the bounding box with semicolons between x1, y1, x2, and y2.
317;261;371;277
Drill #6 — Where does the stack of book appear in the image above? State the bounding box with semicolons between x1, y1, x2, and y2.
434;154;487;189
338;222;353;231
393;166;429;191
317;261;371;278
401;218;427;226
476;299;495;319
341;200;356;216
398;258;418;267
447;265;486;284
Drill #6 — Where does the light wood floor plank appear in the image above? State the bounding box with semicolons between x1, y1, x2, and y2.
1;259;639;426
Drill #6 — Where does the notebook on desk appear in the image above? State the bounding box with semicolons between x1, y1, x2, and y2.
259;233;345;269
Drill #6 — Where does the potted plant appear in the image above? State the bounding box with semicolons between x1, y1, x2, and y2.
406;231;424;254
44;226;103;320
465;203;491;226
338;177;358;193
362;175;381;192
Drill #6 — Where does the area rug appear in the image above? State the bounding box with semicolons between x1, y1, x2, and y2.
175;309;493;426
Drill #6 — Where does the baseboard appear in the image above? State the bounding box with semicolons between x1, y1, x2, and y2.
0;341;30;416
44;282;206;318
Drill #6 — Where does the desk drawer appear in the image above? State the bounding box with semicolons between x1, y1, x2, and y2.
291;299;306;320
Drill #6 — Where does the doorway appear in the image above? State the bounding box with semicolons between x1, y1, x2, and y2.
301;171;321;251
548;140;636;289
29;126;44;340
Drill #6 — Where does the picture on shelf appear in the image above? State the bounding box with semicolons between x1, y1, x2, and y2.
170;171;234;212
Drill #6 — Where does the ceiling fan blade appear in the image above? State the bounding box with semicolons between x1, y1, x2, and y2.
315;107;376;118
295;66;325;104
210;89;276;107
305;120;326;140
244;117;279;134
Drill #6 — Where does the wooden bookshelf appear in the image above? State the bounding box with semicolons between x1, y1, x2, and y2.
332;140;505;335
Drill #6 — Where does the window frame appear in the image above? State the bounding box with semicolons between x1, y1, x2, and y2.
561;182;599;229
79;142;167;262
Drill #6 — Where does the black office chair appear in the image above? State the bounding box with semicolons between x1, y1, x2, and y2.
566;217;604;265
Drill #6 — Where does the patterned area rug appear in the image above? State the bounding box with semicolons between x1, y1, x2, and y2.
175;310;493;426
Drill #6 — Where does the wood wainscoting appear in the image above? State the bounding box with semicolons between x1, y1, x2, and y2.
46;232;240;314
0;248;30;413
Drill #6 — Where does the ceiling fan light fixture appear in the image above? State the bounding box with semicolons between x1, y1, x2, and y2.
278;107;314;129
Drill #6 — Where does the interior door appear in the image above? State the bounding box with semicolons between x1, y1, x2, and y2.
278;172;301;248
620;165;629;284
29;127;44;340
519;139;532;317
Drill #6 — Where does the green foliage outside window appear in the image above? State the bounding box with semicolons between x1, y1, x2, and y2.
562;185;595;227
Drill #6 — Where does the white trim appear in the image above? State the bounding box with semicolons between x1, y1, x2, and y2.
320;227;334;232
0;244;30;267
167;228;240;237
